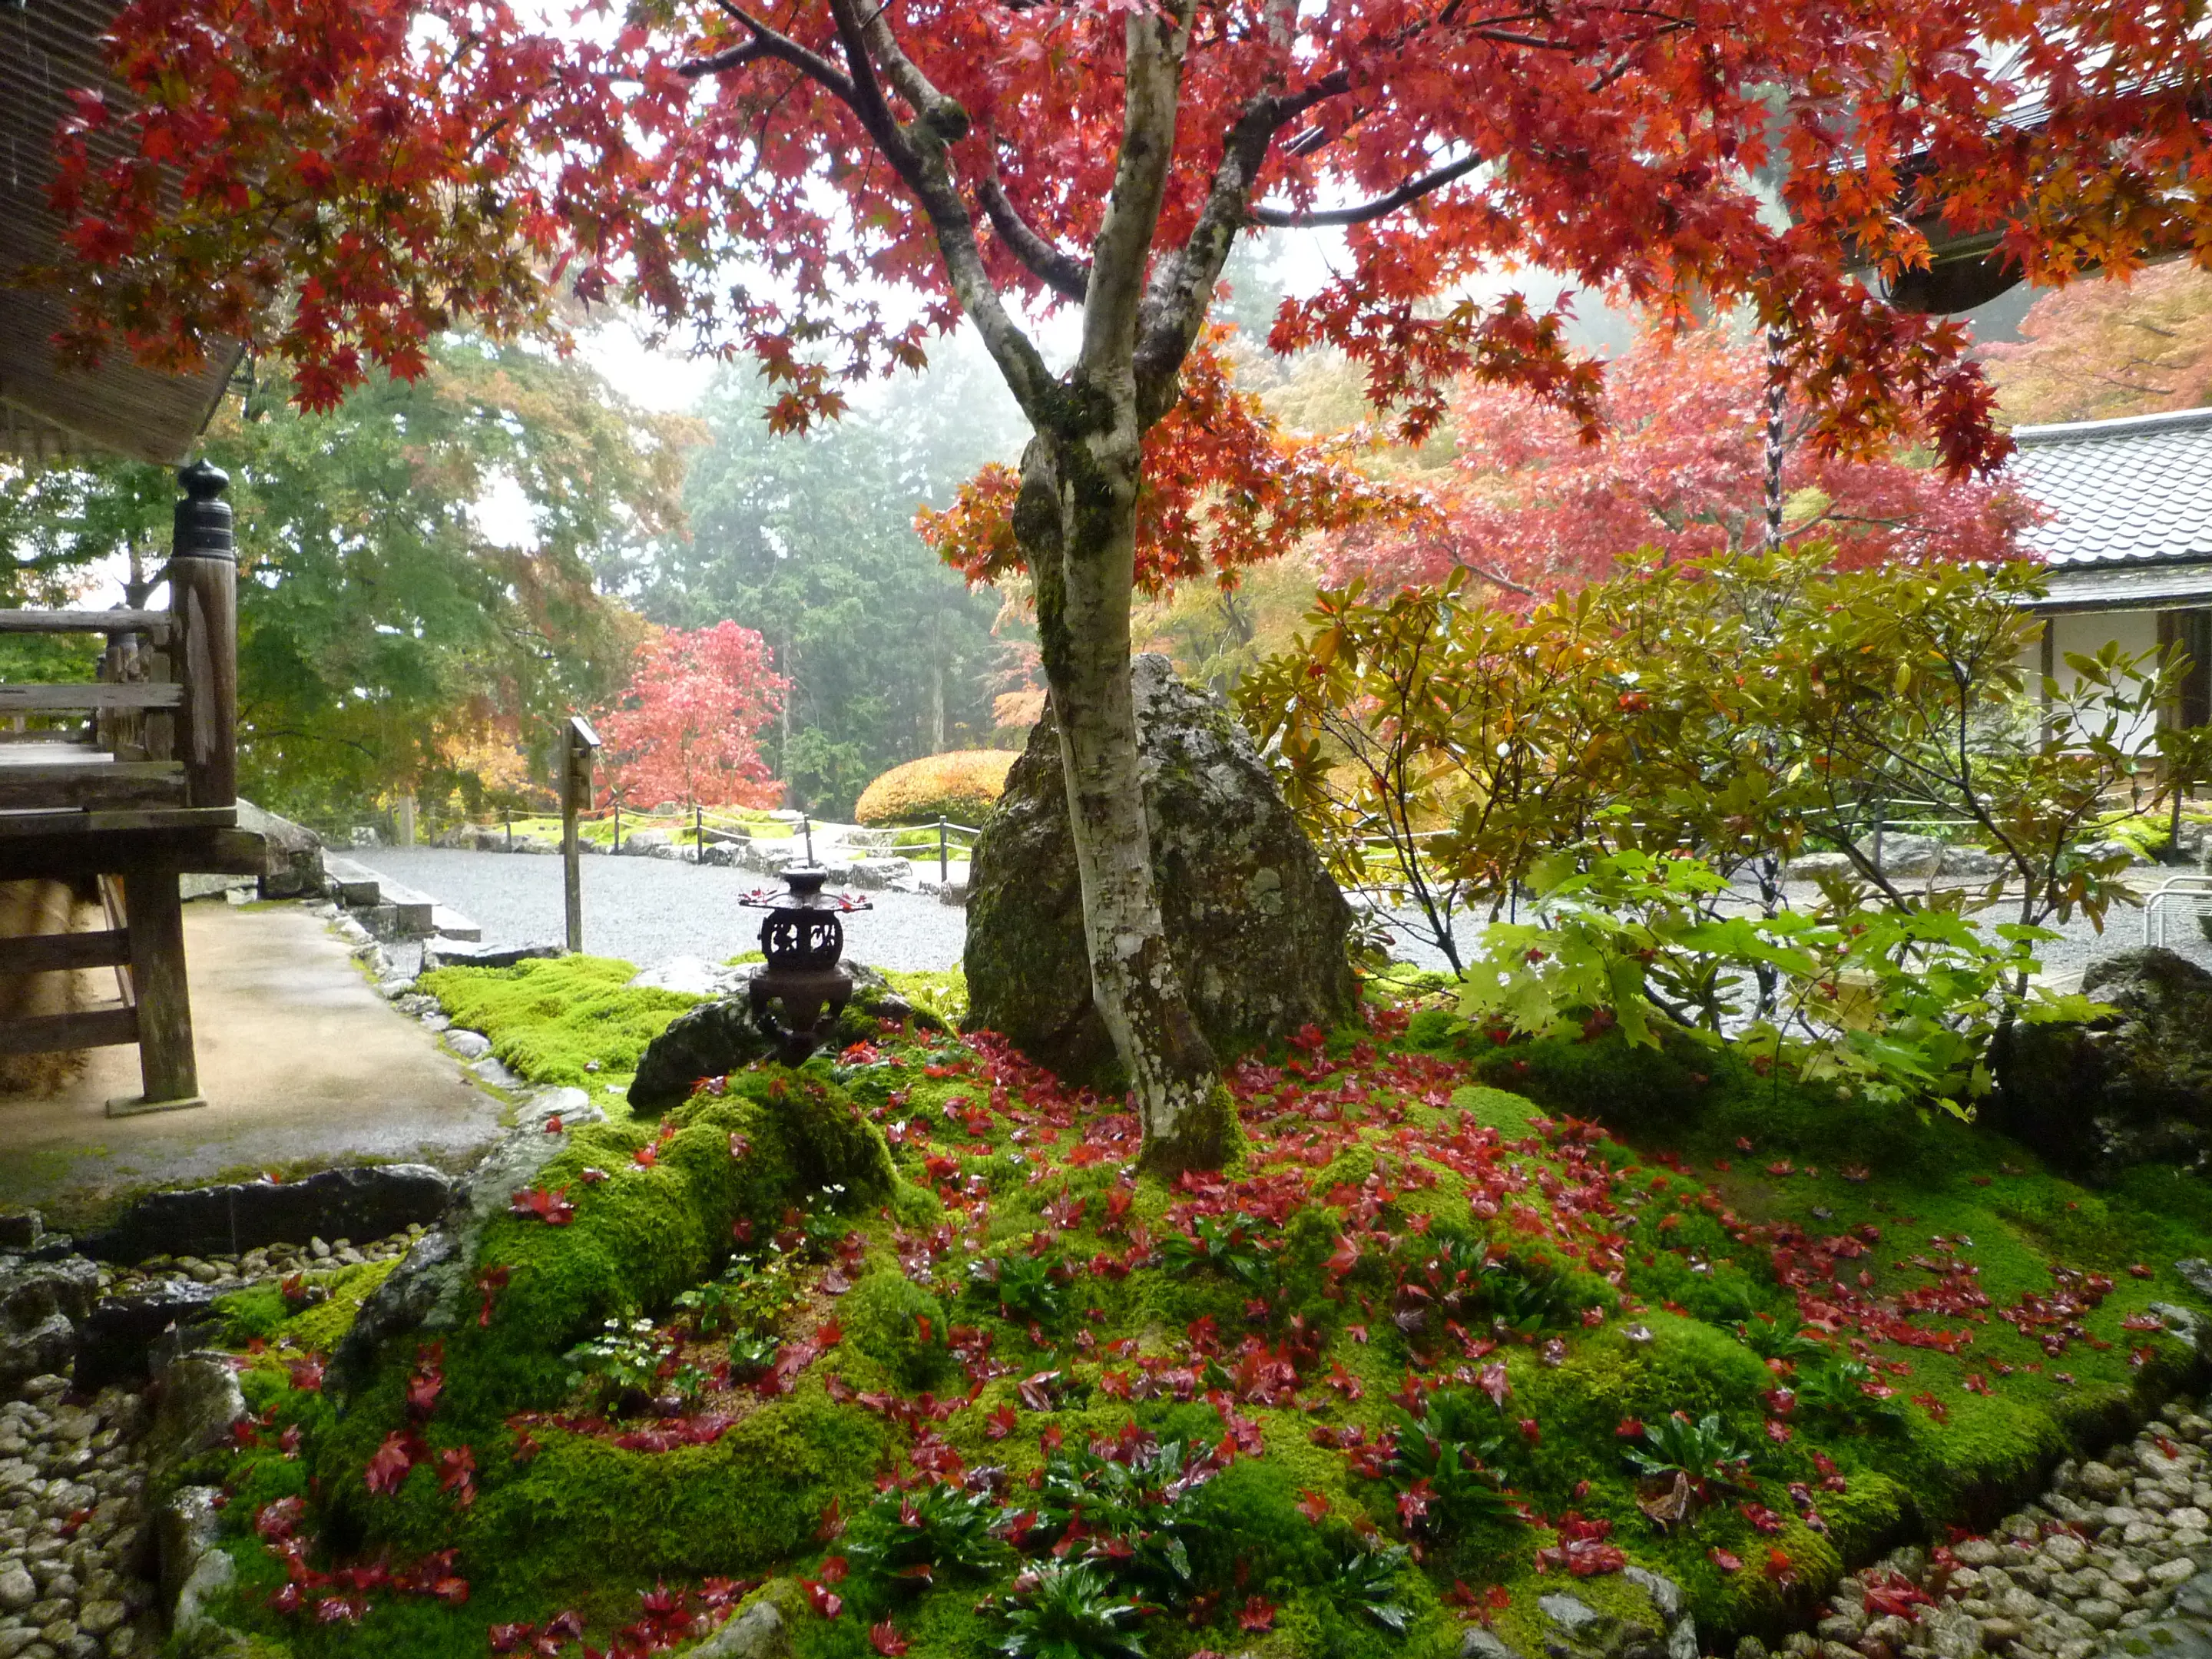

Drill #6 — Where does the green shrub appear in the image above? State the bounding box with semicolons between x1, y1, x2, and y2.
853;751;1016;827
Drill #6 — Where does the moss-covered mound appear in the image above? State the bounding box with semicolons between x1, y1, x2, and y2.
183;993;2212;1659
419;955;703;1091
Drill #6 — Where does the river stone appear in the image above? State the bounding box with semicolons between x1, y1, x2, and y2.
626;965;943;1111
1991;948;2212;1183
964;654;1356;1088
156;1487;233;1645
335;1090;605;1388
73;1283;220;1392
144;1355;247;1480
0;1260;98;1390
690;1601;790;1659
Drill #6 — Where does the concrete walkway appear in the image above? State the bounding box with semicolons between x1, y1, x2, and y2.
0;901;507;1227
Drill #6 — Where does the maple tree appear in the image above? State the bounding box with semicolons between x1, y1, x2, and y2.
3;336;665;823
1982;263;2212;428
44;0;2212;1167
1323;329;2039;601
594;622;786;810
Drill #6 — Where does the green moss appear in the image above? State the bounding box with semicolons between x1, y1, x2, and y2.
218;1259;402;1351
175;985;2212;1659
879;969;968;1027
838;1267;955;1393
419;955;703;1088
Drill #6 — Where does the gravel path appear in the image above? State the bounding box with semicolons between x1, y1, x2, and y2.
350;846;2212;988
1756;1393;2212;1659
349;846;970;973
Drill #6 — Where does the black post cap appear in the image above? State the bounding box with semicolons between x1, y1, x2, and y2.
173;459;234;561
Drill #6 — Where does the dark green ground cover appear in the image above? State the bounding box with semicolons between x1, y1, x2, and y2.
177;972;2212;1659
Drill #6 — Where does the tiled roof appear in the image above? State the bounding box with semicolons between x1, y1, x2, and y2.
2009;407;2212;569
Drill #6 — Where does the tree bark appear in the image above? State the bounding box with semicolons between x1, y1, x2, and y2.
1020;421;1230;1173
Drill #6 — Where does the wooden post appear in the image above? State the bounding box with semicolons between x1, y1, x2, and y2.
396;795;417;846
168;462;237;811
108;868;205;1116
562;716;600;955
938;816;948;882
694;803;703;859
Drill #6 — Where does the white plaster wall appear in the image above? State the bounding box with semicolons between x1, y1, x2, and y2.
2035;609;2165;751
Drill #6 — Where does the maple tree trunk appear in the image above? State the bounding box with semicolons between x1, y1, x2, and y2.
1020;423;1230;1172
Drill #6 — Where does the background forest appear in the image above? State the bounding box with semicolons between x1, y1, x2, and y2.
3;260;2206;833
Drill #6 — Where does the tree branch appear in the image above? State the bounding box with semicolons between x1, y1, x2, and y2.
976;174;1091;303
1249;152;1482;227
810;0;1055;419
678;3;857;103
1129;96;1286;414
1081;0;1197;382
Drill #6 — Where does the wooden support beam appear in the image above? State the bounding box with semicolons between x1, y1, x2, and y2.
0;684;182;712
0;824;261;879
2;930;131;975
122;869;198;1108
0;610;171;637
0;760;187;810
0;1006;138;1056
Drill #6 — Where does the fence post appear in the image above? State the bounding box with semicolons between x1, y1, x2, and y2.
613;803;621;853
504;809;512;851
694;803;703;860
938;816;948;882
803;815;814;866
168;460;237;810
561;717;600;954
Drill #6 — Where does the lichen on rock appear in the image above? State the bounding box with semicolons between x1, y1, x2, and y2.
963;653;1358;1086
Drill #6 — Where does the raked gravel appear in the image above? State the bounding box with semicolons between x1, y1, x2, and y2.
1744;1399;2212;1659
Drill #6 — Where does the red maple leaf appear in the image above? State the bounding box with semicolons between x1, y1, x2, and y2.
438;1445;477;1508
869;1623;909;1657
509;1186;574;1226
1296;1488;1330;1525
1237;1596;1277;1633
364;1430;419;1495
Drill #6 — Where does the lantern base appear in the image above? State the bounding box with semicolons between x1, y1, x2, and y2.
748;964;854;1066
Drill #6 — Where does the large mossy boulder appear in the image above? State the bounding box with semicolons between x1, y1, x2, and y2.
964;653;1357;1086
1992;945;2212;1182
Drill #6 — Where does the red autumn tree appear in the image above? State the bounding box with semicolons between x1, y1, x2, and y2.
43;0;2212;1167
1326;329;2042;601
595;623;786;812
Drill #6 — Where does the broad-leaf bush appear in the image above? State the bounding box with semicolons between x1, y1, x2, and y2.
855;751;1018;828
1242;551;2166;1111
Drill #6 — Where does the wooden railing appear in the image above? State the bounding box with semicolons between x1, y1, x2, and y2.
0;461;238;830
0;462;257;1115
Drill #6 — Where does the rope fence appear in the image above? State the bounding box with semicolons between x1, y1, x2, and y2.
469;802;987;880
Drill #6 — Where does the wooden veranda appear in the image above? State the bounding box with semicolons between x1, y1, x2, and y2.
0;468;263;1114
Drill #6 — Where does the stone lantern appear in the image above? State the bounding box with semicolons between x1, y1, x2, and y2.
738;867;872;1065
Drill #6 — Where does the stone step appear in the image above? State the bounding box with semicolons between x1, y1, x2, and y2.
321;853;383;908
431;906;482;942
323;855;435;935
